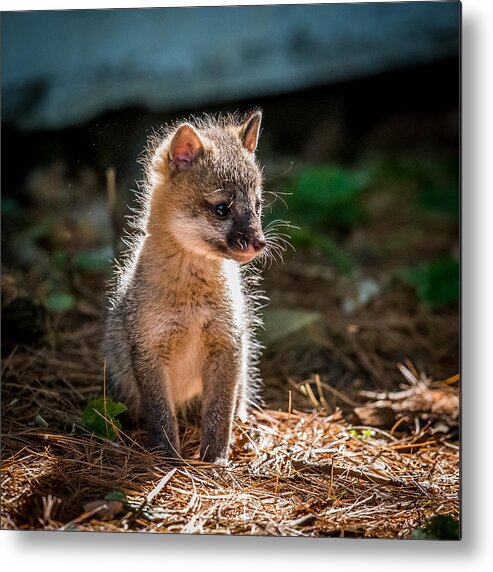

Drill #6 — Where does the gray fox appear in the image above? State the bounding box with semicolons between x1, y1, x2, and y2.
105;111;267;465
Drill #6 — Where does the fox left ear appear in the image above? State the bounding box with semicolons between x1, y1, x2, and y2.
239;110;262;152
169;123;204;173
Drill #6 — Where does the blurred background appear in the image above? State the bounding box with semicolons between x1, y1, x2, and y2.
1;3;460;412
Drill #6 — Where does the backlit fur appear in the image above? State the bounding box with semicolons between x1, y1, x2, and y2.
105;112;267;464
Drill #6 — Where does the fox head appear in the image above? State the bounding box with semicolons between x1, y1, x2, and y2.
148;111;266;263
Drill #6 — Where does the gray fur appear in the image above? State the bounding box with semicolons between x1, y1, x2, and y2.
104;111;267;465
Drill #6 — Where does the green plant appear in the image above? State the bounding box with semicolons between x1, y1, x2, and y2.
369;155;459;222
281;165;370;239
348;428;374;440
81;398;128;441
398;257;459;310
411;515;460;540
265;164;372;273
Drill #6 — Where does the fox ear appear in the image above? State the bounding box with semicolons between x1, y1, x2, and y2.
169;123;204;173
239;110;262;152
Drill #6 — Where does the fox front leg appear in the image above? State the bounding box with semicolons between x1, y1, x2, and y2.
200;340;241;465
132;350;181;462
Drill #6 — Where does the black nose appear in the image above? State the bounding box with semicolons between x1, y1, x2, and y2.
252;236;266;252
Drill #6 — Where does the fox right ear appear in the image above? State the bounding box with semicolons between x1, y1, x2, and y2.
239;110;262;153
169;124;204;173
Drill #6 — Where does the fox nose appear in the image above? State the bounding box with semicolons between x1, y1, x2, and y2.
252;236;266;252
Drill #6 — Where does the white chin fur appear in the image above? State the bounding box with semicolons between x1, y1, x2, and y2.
170;215;222;259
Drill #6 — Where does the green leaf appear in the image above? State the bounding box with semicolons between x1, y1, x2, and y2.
104;491;128;503
411;515;460;540
44;292;75;312
81;398;128;441
348;428;374;440
398;257;459;310
282;165;369;238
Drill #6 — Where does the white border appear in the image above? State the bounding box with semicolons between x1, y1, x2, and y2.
2;0;492;570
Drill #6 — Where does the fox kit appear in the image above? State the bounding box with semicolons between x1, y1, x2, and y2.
105;111;267;465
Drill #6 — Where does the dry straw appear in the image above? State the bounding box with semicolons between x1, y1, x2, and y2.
1;298;459;536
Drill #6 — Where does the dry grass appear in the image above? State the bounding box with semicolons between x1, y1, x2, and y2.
1;299;459;536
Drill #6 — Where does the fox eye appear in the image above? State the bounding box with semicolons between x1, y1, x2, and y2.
214;203;230;217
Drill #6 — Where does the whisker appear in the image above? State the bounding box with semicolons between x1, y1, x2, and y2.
261;224;296;266
264;231;293;240
264;189;293;197
263;219;297;232
263;190;291;210
263;162;294;183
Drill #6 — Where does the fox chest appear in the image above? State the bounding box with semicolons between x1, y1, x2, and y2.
166;326;205;407
137;274;245;407
140;308;211;407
